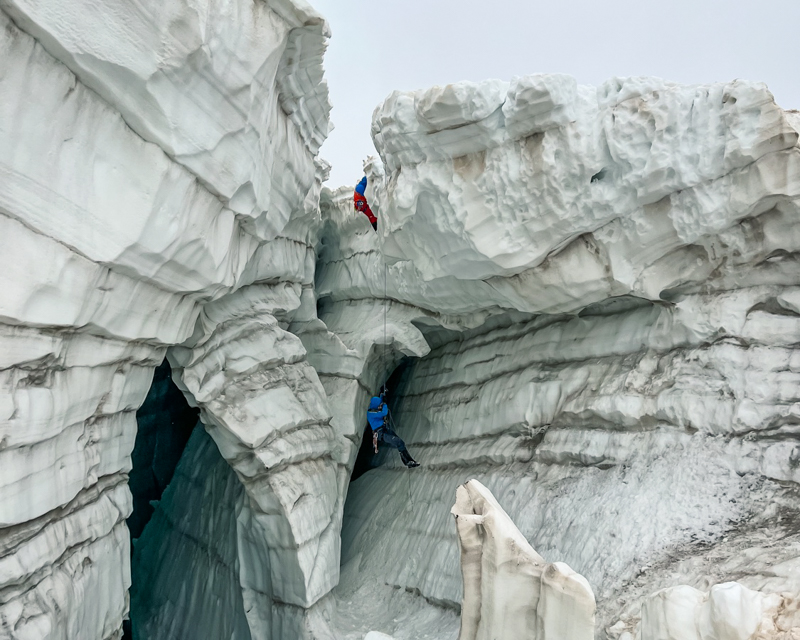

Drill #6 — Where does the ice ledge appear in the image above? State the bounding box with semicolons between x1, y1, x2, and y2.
367;75;799;287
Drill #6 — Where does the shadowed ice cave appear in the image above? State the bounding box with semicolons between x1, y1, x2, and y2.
124;360;249;639
4;1;800;637
350;356;416;483
127;360;198;541
128;428;251;640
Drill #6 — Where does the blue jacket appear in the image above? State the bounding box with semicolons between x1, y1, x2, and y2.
355;176;367;196
367;396;388;431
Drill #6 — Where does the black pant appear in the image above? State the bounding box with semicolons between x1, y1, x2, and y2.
376;426;408;453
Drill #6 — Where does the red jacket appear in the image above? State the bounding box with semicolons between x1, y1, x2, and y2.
354;192;377;225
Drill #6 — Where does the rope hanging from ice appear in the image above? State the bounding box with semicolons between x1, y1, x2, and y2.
382;261;388;393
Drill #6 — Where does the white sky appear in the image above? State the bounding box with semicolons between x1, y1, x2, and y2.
312;0;800;188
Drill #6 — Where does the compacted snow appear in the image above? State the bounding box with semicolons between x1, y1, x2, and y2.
0;0;799;638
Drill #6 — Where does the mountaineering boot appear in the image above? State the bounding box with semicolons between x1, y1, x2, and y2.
400;450;420;468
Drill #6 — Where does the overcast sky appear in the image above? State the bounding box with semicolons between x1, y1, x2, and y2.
312;0;800;188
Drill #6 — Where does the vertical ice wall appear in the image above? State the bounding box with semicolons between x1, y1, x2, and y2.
0;0;337;637
2;0;800;635
318;76;800;638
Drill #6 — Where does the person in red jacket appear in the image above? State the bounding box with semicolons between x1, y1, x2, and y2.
354;176;377;230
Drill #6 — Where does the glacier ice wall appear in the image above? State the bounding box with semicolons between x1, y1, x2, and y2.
2;0;800;636
0;0;338;636
368;75;799;305
326;76;800;638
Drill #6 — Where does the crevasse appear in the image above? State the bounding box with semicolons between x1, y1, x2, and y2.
0;1;799;639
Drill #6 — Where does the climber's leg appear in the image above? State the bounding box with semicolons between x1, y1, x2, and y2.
380;427;419;468
399;449;420;468
378;426;404;450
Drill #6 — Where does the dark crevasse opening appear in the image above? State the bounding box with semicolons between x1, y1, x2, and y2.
123;358;199;639
125;357;253;640
350;356;414;482
127;359;199;541
128;428;251;640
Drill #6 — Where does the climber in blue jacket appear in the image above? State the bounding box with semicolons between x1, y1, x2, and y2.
354;176;378;230
367;392;419;468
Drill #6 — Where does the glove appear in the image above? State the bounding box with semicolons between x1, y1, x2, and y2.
372;431;379;454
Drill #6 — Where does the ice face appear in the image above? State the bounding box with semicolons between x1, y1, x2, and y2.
321;72;800;639
1;0;799;638
0;1;337;636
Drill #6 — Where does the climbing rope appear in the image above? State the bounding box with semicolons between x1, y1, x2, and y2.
382;261;388;394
